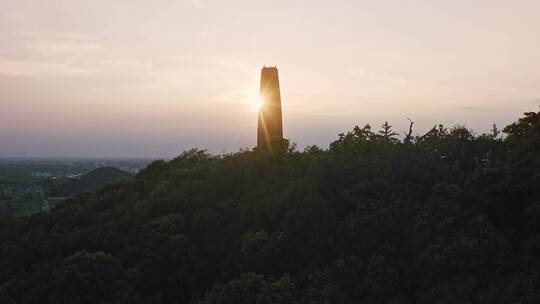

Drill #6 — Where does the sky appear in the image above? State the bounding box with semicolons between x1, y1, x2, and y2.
1;0;539;158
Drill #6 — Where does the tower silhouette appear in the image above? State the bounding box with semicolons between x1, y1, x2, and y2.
257;67;283;150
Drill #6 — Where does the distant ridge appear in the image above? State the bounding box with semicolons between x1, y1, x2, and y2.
50;167;133;196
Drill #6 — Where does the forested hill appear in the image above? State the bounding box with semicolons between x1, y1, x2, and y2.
1;111;539;304
49;167;133;196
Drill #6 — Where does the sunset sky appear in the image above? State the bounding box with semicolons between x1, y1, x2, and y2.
1;0;539;157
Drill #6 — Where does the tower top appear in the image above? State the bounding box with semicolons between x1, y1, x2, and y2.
261;66;279;80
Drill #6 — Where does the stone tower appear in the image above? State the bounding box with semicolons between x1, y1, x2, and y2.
257;66;283;150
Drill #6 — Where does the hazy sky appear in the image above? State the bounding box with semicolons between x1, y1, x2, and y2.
1;0;539;157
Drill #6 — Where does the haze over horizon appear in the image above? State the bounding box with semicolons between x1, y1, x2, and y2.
1;0;539;158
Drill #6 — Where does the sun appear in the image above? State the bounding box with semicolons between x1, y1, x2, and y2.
252;94;263;111
247;88;263;111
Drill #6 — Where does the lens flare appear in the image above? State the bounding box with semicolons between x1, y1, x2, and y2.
247;87;263;111
252;94;263;111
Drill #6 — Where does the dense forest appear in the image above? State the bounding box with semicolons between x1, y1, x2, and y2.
0;110;539;304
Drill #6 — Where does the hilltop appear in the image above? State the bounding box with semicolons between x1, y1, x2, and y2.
0;110;539;304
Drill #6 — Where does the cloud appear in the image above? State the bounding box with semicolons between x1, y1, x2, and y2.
452;106;491;112
0;58;94;76
0;30;256;82
0;33;109;76
27;39;103;56
195;32;210;39
192;0;205;10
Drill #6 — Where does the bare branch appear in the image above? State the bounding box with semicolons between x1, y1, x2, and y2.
404;118;414;142
416;125;437;144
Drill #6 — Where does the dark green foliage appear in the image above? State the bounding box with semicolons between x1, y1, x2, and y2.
53;251;135;303
201;272;297;304
0;110;539;303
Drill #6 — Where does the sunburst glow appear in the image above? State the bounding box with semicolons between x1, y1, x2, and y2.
252;94;263;111
248;88;263;111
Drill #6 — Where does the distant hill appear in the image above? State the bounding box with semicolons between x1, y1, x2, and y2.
50;167;133;196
